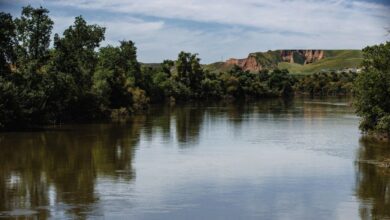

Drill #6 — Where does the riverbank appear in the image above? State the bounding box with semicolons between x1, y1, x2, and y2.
2;96;357;131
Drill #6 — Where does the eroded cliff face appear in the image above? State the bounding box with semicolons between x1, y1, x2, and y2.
226;58;246;66
281;50;295;63
225;56;263;72
280;50;325;64
303;50;324;64
226;50;325;72
242;55;262;72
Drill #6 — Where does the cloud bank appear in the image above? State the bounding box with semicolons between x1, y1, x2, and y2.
2;0;389;63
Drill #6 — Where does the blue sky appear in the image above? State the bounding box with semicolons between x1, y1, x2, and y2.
1;0;389;63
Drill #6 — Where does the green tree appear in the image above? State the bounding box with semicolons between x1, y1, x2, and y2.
0;12;16;76
118;41;141;87
93;40;148;112
268;69;295;95
93;45;127;109
53;16;105;90
4;6;55;126
0;12;19;128
200;71;223;98
0;78;21;128
175;52;204;97
150;60;174;101
50;16;106;120
161;59;174;77
354;42;390;137
14;5;53;72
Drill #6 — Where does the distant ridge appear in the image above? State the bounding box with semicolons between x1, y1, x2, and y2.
206;50;363;74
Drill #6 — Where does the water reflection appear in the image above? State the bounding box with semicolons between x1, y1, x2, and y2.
356;138;390;220
144;103;206;146
0;97;385;219
0;122;142;219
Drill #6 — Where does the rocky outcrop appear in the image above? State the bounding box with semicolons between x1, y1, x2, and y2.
280;50;325;64
303;50;324;64
226;56;263;72
242;55;262;72
226;58;247;66
280;50;295;63
225;50;326;72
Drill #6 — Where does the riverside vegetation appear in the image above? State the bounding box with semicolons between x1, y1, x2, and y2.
0;6;389;139
354;41;390;140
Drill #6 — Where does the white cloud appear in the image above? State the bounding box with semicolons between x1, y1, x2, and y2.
96;19;165;44
8;0;390;63
49;0;389;33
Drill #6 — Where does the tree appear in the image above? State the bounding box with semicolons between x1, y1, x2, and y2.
1;5;329;129
200;71;223;98
1;6;55;126
175;52;204;97
14;5;53;72
53;16;105;90
118;40;141;86
0;78;21;128
93;40;149;112
354;42;390;138
268;69;294;92
0;12;16;76
161;59;174;77
50;16;106;120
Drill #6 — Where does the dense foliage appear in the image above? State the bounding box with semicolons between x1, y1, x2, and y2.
354;42;390;138
294;71;356;96
0;6;358;129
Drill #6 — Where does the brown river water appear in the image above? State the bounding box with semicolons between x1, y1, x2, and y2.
0;98;389;219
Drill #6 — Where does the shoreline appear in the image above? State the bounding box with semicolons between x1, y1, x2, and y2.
1;96;353;132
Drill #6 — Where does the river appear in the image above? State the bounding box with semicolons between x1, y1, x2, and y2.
0;98;389;219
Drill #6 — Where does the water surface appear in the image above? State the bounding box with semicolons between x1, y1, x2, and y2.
1;98;389;219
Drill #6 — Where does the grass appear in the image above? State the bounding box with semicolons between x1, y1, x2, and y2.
203;62;232;73
278;50;363;75
206;50;363;75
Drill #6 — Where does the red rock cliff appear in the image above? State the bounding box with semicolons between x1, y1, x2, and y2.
225;50;325;72
280;50;325;64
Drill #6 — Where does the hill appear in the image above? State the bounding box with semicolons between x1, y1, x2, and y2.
205;50;363;75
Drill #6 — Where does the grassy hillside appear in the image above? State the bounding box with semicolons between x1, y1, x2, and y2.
206;50;363;75
278;50;363;74
250;50;282;69
204;61;231;73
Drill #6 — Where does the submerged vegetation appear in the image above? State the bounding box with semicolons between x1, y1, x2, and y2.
0;5;386;132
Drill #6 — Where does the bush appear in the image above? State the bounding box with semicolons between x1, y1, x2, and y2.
354;42;390;138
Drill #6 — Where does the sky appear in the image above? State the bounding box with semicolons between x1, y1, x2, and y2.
1;0;389;63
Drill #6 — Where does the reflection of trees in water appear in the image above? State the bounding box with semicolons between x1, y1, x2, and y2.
356;138;390;220
142;99;298;147
0;122;141;219
228;98;295;119
221;98;297;135
141;103;206;147
174;105;205;147
256;98;295;116
301;97;353;119
0;133;52;219
141;105;172;143
0;99;341;219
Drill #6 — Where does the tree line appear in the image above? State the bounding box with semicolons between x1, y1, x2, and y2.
0;6;361;129
294;71;356;96
354;41;390;139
